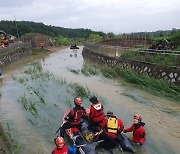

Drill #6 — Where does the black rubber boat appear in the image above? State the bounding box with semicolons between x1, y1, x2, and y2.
70;45;79;49
62;110;135;153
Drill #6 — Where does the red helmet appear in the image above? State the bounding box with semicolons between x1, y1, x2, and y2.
74;97;82;105
55;136;65;148
134;115;142;121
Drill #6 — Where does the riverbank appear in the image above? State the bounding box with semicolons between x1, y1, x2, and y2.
0;42;32;67
83;42;180;84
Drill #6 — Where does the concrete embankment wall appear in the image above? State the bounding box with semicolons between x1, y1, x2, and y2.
0;43;32;67
82;46;180;85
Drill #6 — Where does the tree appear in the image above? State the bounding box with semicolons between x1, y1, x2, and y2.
106;32;115;38
170;31;180;45
0;20;106;39
54;35;70;45
87;34;102;42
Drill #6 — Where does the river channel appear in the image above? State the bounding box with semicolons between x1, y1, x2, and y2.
0;46;179;154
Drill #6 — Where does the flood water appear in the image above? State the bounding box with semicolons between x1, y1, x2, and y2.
0;46;180;154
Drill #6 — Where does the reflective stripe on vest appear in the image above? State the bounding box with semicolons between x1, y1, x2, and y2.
107;117;118;134
91;102;104;119
74;110;83;121
71;107;85;122
92;102;102;111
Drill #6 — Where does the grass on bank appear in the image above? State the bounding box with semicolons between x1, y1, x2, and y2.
121;50;179;67
81;64;99;76
102;66;180;101
70;64;99;77
78;63;180;102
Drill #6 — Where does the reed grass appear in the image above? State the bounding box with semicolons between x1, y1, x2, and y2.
81;64;99;76
16;61;94;118
79;63;180;101
24;61;51;81
18;94;38;116
6;123;20;153
70;69;80;74
68;83;91;98
102;66;180;101
52;75;67;85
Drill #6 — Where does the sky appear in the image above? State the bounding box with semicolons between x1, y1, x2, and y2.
0;0;179;34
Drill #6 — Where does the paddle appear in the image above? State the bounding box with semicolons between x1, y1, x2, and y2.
54;121;66;135
54;127;61;135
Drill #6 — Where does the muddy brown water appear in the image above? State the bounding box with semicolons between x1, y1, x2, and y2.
0;47;179;154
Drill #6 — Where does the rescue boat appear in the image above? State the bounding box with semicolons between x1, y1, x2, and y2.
70;45;79;49
61;109;135;153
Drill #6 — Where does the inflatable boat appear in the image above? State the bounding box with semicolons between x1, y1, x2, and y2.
62;110;135;153
70;45;79;49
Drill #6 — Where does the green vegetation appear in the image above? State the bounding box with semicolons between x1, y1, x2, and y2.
0;20;108;46
101;66;180;101
54;35;85;46
0;20;105;39
121;50;179;67
51;75;67;85
151;30;180;51
86;34;103;42
81;64;99;76
77;63;180;101
24;62;51;81
70;64;99;76
152;30;180;44
29;87;45;104
169;31;180;45
6;123;20;153
70;69;80;74
1;20;179;48
14;61;94;117
69;83;92;98
18;94;38;116
106;32;115;38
